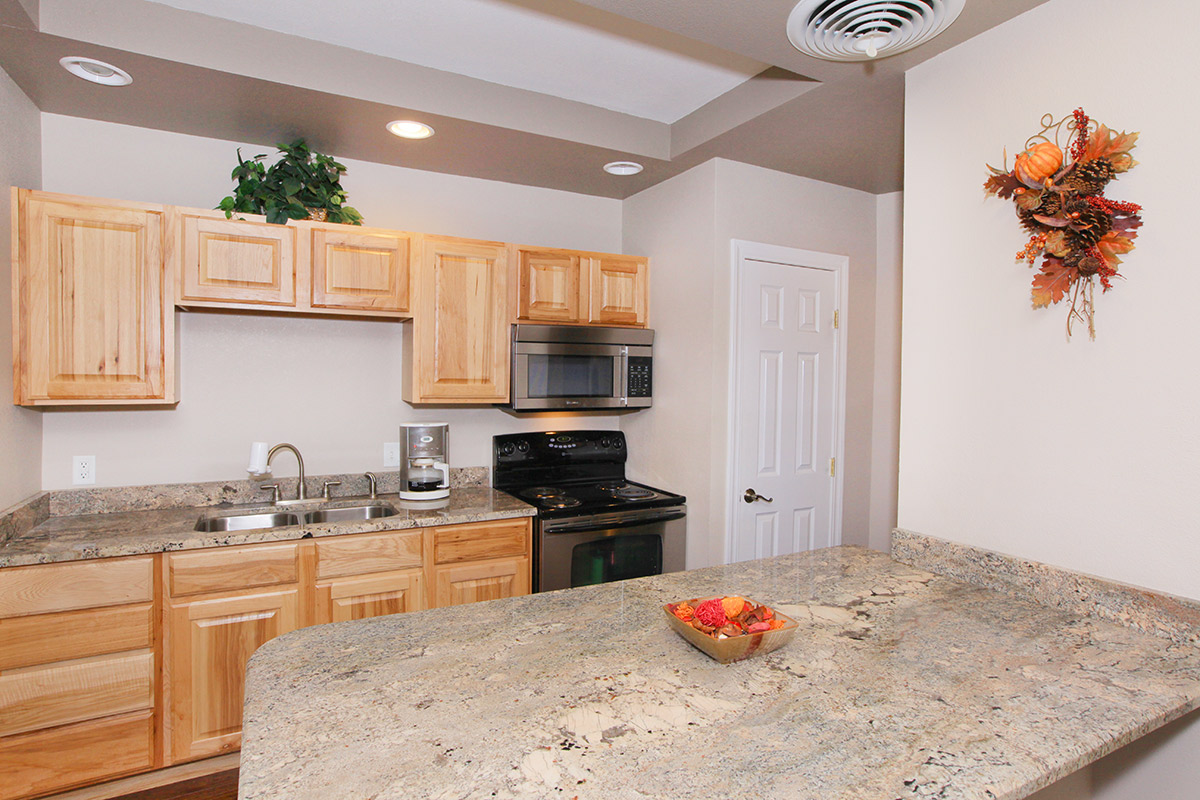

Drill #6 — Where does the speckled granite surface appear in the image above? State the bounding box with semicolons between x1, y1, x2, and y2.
0;486;532;568
48;467;489;516
238;546;1200;800
0;492;48;547
893;529;1200;646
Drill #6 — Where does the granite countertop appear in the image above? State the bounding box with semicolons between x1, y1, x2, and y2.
238;545;1200;800
0;487;535;568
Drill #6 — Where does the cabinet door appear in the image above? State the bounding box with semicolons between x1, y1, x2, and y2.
13;189;173;404
434;558;530;608
166;588;299;763
315;569;424;625
409;236;509;403
514;247;583;323
177;210;297;307
309;225;412;313
588;255;648;327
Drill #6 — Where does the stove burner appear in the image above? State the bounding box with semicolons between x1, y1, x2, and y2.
598;482;656;500
522;486;565;500
540;496;582;509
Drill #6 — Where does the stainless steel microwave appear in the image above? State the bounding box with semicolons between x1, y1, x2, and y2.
509;325;653;411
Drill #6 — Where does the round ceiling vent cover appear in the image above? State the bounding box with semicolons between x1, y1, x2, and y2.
787;0;966;62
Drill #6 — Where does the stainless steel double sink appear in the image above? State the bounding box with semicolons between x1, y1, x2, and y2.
195;502;399;532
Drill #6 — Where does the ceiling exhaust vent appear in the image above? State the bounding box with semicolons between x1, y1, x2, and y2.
786;0;965;62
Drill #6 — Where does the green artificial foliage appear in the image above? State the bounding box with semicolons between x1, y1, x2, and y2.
218;139;363;225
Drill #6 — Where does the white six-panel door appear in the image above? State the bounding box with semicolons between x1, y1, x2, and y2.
729;242;845;562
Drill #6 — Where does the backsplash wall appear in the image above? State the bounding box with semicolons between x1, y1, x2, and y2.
36;115;625;489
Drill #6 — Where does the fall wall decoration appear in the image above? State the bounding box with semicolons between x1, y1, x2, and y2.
984;108;1143;339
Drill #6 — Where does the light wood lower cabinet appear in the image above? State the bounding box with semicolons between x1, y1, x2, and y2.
165;586;301;763
0;519;531;797
316;569;425;624
0;555;159;800
11;189;175;406
434;557;530;608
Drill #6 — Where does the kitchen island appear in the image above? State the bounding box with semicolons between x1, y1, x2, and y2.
238;545;1200;800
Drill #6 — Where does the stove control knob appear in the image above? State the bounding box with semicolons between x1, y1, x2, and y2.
516;440;530;453
600;437;612;448
500;443;515;456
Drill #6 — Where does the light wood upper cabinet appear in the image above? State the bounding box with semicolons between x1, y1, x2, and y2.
174;211;411;317
589;255;648;327
512;245;648;328
174;208;297;308
514;247;584;323
307;224;413;313
405;235;509;403
11;189;175;406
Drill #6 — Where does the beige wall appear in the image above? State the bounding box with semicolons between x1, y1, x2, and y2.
622;158;892;566
0;67;42;510
870;191;902;551
36;115;624;488
901;0;1200;796
899;0;1199;603
620;160;720;567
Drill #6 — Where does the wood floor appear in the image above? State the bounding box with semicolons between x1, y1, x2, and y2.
109;770;238;800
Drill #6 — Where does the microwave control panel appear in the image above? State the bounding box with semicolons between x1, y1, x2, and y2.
627;357;652;398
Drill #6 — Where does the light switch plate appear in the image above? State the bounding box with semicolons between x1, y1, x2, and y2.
383;442;401;467
73;455;96;485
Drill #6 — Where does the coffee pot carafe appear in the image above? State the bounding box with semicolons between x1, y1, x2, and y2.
399;423;449;500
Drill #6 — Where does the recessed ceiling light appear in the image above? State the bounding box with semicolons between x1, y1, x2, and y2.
386;120;435;140
603;161;643;176
59;56;132;86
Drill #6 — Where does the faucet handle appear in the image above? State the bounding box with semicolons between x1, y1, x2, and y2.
363;472;378;499
261;484;281;505
321;480;342;501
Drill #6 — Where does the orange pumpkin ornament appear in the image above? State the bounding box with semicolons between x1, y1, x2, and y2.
1014;141;1063;185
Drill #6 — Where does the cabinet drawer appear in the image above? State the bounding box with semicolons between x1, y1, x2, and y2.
0;603;154;671
0;710;155;800
0;651;155;737
0;556;153;619
314;530;423;579
434;519;530;565
168;542;299;597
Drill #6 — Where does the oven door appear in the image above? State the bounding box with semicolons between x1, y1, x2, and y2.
537;506;686;592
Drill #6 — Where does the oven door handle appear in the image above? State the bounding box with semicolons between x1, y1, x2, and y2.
541;508;686;535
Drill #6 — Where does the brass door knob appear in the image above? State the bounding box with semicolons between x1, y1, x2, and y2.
743;489;774;504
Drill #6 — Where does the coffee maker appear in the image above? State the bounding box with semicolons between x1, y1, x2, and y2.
399;423;450;500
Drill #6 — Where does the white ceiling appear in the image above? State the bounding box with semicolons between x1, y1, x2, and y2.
146;0;766;123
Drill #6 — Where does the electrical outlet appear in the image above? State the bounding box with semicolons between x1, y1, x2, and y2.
73;455;96;485
383;442;401;467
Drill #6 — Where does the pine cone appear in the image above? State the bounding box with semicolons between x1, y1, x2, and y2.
1061;158;1115;196
1033;191;1063;217
1063;198;1112;249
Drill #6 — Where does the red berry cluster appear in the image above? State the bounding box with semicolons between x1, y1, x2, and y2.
1086;246;1118;291
1087;195;1142;216
1070;107;1090;161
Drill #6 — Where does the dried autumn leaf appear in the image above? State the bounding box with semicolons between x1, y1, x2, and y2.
1044;230;1069;257
1031;256;1077;308
984;171;1022;199
1096;233;1135;270
1014;188;1043;210
1111;215;1143;235
1082;124;1140;167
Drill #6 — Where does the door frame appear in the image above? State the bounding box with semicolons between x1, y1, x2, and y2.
725;240;849;563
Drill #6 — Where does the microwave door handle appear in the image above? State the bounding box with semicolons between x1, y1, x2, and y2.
616;352;629;405
542;509;687;535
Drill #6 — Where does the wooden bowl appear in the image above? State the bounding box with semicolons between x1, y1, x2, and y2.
663;598;798;664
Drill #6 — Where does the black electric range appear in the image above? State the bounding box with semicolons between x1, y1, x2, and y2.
493;430;686;592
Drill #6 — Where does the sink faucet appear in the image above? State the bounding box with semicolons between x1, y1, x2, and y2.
266;443;308;503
